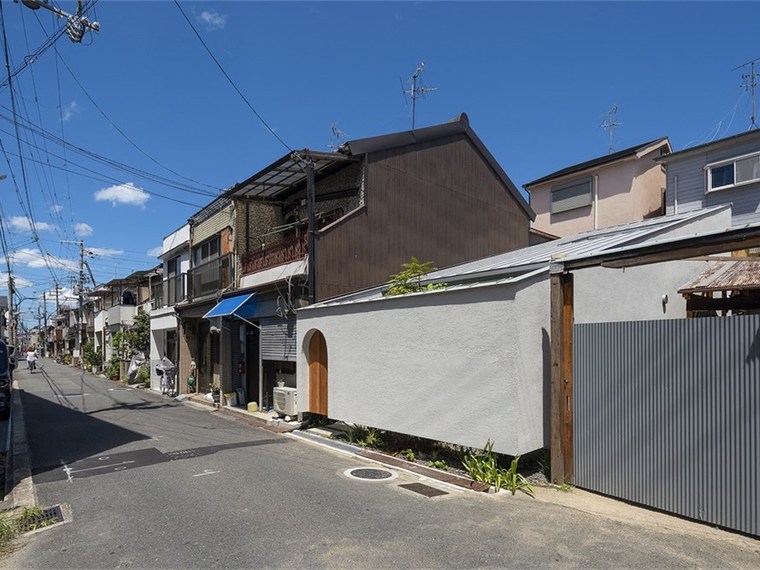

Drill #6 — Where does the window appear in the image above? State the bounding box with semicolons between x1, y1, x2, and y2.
192;235;220;266
167;255;180;277
551;178;592;214
707;152;760;192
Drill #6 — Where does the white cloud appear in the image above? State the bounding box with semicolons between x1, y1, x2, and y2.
147;246;163;258
94;183;150;208
51;205;64;213
0;272;32;291
12;248;78;272
62;101;80;122
74;222;93;237
198;10;227;30
8;216;54;232
88;247;123;257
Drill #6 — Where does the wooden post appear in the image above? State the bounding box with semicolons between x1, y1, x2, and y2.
550;269;574;484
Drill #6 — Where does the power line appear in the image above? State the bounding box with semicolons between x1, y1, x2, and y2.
48;40;220;193
173;0;292;154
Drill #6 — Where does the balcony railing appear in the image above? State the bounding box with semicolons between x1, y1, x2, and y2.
151;274;186;309
188;253;233;300
241;233;308;275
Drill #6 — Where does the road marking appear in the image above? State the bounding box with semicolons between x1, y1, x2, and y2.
108;388;132;392
192;469;219;478
67;460;136;475
55;393;90;398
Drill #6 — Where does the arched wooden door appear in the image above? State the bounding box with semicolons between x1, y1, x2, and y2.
308;331;328;415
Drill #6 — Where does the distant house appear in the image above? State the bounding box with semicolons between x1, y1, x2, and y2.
149;223;190;392
659;128;760;227
200;113;535;411
526;138;671;238
296;206;731;456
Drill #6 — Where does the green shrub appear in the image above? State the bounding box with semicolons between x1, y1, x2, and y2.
427;459;448;471
462;440;534;496
136;365;150;385
106;356;120;381
398;448;416;462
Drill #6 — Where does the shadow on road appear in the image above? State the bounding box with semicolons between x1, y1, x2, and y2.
21;390;151;478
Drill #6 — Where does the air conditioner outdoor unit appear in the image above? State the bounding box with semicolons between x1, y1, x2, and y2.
273;386;297;417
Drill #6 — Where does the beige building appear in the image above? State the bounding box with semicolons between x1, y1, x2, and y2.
526;138;671;238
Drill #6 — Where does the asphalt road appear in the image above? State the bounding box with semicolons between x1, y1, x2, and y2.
1;360;758;569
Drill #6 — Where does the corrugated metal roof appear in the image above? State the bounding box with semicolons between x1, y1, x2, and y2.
428;207;723;281
678;260;760;294
303;206;731;310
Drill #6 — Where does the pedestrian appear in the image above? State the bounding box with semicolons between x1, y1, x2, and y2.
26;346;38;373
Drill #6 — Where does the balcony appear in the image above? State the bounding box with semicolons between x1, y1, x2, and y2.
189;253;233;300
151;274;186;309
241;233;307;276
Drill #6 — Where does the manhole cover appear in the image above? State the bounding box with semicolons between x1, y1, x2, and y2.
344;467;397;481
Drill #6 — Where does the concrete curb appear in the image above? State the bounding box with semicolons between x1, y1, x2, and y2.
8;380;37;510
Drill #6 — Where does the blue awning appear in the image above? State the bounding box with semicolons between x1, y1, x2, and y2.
203;293;257;320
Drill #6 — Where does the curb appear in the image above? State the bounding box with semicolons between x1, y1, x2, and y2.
7;380;37;510
288;430;489;493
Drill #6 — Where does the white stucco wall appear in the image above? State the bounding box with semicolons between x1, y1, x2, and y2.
297;274;550;456
296;210;730;457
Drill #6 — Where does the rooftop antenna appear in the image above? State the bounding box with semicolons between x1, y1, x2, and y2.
733;57;760;130
326;123;349;151
600;104;621;154
402;62;437;130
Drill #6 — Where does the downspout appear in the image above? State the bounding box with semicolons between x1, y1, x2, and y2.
306;152;316;304
593;174;599;230
673;174;679;215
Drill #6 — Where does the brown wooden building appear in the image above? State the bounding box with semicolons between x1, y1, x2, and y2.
205;113;535;410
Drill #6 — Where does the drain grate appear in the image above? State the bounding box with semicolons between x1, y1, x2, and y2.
345;467;397;481
17;505;65;533
399;482;449;498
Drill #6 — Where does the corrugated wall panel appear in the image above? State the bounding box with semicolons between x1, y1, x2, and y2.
574;315;760;537
260;317;296;362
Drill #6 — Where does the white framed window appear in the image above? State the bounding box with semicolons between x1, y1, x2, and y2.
551;178;592;214
706;151;760;192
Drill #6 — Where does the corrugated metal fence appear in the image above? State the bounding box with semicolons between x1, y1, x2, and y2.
574;315;760;537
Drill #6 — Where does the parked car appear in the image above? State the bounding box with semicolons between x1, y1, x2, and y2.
6;343;16;379
0;341;12;420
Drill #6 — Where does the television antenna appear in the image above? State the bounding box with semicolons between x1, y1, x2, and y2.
733;57;760;130
600;104;621;154
401;62;437;130
326;123;349;151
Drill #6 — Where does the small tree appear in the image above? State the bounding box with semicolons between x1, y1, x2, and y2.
386;257;446;296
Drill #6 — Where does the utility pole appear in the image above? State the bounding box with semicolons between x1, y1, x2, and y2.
8;273;15;347
42;290;47;357
15;0;100;43
78;240;85;356
54;284;60;358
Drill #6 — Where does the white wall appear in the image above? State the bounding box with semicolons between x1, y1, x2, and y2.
297;274;550;456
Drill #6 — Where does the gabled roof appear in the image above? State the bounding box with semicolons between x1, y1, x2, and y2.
656;128;760;163
303;206;732;309
524;137;670;188
223;113;534;219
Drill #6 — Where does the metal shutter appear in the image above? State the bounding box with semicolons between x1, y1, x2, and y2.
260;317;296;362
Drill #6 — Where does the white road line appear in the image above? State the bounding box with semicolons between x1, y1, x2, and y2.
68;460;136;474
192;470;219;477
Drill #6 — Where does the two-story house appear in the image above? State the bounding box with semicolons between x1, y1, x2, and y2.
91;268;159;374
202;113;535;413
657;129;760;315
659;128;760;226
526;138;671;238
174;197;235;395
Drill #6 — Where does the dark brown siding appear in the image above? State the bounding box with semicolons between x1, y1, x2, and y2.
316;134;530;300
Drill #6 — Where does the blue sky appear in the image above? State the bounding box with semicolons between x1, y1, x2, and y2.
1;0;759;326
